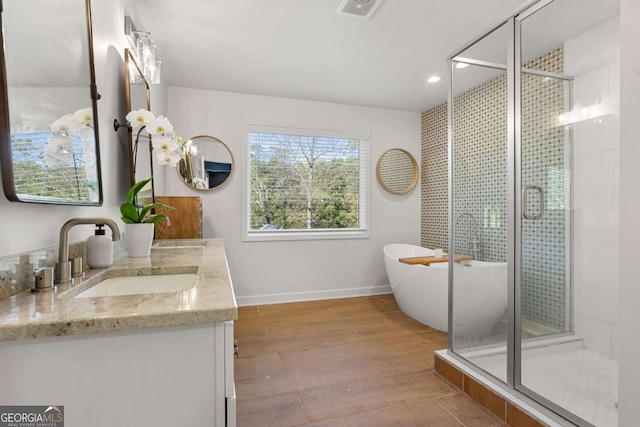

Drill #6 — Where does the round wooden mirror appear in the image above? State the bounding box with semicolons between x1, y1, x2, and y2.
376;148;418;194
177;135;233;190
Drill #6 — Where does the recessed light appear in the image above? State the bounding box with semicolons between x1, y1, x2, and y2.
427;75;441;83
455;62;469;69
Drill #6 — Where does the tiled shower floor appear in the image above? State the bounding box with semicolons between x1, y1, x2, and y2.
465;337;618;427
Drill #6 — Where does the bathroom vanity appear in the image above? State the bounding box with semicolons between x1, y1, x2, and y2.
0;238;237;427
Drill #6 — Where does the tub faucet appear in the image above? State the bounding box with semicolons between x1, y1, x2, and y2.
455;213;481;260
55;217;121;284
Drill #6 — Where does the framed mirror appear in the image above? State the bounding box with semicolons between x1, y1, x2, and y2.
376;148;418;194
178;135;233;190
124;49;154;204
0;0;103;205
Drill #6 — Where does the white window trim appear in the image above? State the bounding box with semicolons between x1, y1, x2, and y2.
242;124;371;242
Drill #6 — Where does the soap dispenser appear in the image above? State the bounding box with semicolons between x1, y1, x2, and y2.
87;224;113;268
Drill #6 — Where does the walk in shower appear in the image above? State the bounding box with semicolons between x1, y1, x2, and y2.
447;0;620;426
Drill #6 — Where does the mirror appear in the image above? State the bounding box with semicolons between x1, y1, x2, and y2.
0;0;103;205
376;148;418;194
178;135;233;190
124;49;154;204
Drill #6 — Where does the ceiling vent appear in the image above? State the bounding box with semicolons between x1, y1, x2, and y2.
337;0;386;19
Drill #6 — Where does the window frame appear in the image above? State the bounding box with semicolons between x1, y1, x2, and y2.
243;125;370;242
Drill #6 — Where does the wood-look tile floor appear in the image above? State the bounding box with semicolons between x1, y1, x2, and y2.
235;294;507;426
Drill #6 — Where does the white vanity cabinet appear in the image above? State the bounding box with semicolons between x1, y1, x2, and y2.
0;320;236;427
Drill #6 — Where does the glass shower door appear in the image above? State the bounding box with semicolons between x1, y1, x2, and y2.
516;1;620;426
449;22;511;384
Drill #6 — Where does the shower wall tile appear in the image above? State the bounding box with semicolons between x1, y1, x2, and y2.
563;18;619;76
568;18;620;358
611;325;618;360
574;313;614;359
574;151;615;195
608;62;621;106
573;65;611;105
574;205;619;237
573;114;620;155
574;275;619;324
609;149;620;193
573;234;619;282
574;194;616;210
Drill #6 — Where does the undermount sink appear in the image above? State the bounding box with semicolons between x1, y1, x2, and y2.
73;273;197;298
57;265;200;299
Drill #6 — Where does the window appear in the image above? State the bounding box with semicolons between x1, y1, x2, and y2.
245;126;369;241
11;131;94;201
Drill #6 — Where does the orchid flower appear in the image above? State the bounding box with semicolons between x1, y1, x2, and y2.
126;109;156;129
50;114;75;134
152;135;180;153
155;150;181;167
146;115;174;135
72;107;93;127
44;135;74;167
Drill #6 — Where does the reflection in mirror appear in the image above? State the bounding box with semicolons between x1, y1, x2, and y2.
178;135;233;190
0;0;102;205
125;49;153;204
376;148;418;194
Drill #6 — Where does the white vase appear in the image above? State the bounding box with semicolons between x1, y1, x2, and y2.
125;223;155;257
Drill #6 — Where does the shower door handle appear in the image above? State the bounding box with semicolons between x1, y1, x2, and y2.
522;184;545;220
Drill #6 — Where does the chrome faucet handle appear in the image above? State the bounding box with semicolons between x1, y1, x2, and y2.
70;257;84;278
33;267;55;292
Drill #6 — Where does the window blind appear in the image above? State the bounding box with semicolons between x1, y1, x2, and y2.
11;132;96;202
248;128;368;235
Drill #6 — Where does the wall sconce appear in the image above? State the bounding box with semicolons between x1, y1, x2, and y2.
125;16;162;84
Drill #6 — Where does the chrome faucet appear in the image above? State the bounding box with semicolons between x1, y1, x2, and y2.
55;218;121;284
455;212;481;260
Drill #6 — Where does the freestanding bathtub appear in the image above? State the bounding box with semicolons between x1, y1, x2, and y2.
383;243;508;337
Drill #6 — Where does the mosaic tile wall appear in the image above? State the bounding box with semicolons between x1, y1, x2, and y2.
421;47;568;331
421;103;448;252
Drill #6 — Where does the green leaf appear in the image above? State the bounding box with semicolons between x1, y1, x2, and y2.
139;204;154;221
152;202;178;211
147;214;168;224
127;177;153;205
120;202;140;223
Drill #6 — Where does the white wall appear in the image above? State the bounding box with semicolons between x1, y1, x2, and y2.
618;0;640;424
0;0;131;257
164;88;421;305
564;18;620;358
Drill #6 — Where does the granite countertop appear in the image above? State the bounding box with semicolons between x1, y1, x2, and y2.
0;238;237;343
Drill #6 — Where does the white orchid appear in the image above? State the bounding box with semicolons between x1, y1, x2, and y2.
72;107;93;127
155;150;181;167
124;109;184;169
44;135;74;167
146;115;174;135
50;114;75;134
126;109;156;129
152;135;180;153
51;107;93;136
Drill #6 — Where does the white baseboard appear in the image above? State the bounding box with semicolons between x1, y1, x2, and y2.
235;285;392;307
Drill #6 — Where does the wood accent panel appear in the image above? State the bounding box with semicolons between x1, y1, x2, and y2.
154;196;202;239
